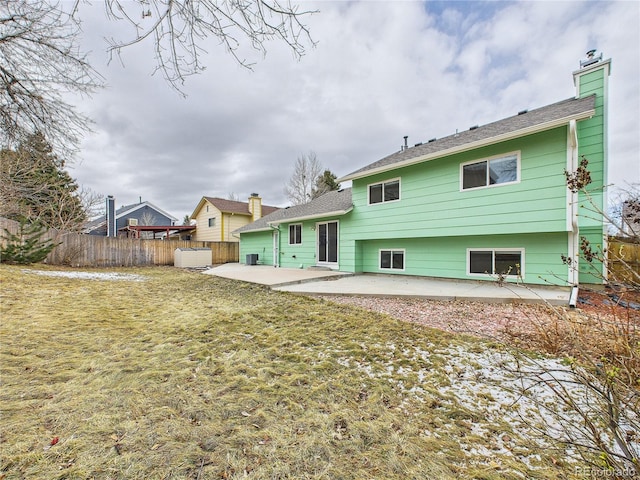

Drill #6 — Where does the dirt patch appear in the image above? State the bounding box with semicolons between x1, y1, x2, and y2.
320;286;640;342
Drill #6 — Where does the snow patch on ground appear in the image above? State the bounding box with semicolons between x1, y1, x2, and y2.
336;341;639;469
25;269;146;281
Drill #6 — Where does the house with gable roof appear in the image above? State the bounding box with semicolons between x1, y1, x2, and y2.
236;54;611;286
84;197;183;238
191;194;280;242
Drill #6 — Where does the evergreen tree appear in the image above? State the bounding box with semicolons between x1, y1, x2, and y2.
0;217;57;264
312;170;341;199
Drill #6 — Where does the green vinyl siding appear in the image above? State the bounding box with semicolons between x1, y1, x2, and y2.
277;221;318;268
357;232;569;285
577;226;606;284
349;127;570;240
271;215;348;269
574;62;608;281
576;66;607;222
239;231;273;265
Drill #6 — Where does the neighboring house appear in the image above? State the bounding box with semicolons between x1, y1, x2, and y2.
191;194;280;242
85;197;186;238
236;54;611;287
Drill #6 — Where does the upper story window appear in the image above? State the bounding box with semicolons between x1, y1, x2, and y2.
369;178;400;205
208;217;216;227
461;152;519;190
289;224;302;245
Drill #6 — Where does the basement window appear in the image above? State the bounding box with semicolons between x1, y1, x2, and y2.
468;249;523;277
461;152;519;190
289;224;302;245
380;249;405;271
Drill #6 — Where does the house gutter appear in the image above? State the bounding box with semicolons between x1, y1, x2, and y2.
338;111;595;182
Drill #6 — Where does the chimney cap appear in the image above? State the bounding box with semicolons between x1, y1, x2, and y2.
580;49;602;68
250;193;259;197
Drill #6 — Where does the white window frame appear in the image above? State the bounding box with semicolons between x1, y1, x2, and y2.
368;178;401;205
316;220;339;266
379;249;405;271
460;151;520;191
288;223;302;245
466;248;525;278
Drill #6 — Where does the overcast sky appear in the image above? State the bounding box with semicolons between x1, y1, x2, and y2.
69;0;640;222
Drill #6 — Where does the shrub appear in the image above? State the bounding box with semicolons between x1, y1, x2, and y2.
0;217;57;264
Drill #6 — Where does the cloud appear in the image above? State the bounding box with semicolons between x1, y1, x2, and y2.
68;0;640;221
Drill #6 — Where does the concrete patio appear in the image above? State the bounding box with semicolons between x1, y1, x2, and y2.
204;263;571;305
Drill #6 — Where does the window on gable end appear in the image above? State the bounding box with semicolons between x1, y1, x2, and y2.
462;153;519;190
369;179;401;205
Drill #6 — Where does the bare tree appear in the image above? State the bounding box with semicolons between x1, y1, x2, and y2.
500;160;640;476
2;0;315;160
77;187;105;222
140;211;158;226
0;0;103;158
284;151;323;205
74;0;317;93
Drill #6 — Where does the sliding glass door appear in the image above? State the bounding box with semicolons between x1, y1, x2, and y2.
317;221;338;265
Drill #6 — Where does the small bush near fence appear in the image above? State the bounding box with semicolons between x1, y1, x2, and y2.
0;218;238;267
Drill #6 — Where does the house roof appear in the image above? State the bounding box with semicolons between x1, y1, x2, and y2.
191;197;280;218
83;200;178;233
339;95;597;182
234;188;353;234
116;201;178;222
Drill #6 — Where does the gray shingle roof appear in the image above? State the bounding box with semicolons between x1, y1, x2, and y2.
340;95;596;181
235;188;353;234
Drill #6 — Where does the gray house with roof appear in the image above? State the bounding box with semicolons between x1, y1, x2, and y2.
84;197;181;238
236;56;610;286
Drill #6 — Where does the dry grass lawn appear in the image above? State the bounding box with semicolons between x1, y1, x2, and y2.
1;265;581;479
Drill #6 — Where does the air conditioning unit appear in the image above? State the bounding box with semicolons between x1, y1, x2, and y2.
127;218;138;226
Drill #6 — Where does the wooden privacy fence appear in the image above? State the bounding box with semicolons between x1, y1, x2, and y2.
0;218;238;267
608;238;640;284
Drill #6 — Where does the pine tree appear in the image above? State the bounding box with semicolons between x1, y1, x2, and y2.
311;170;341;199
0;218;57;264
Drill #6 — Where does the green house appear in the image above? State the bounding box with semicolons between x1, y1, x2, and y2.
236;54;611;287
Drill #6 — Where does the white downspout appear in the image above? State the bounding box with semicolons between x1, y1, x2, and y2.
567;120;580;289
270;224;280;268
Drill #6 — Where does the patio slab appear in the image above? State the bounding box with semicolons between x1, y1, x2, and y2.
205;264;571;305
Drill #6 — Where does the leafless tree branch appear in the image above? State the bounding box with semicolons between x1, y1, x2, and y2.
0;0;103;159
79;0;317;94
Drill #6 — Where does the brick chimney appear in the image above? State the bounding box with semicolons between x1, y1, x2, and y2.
248;193;262;222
